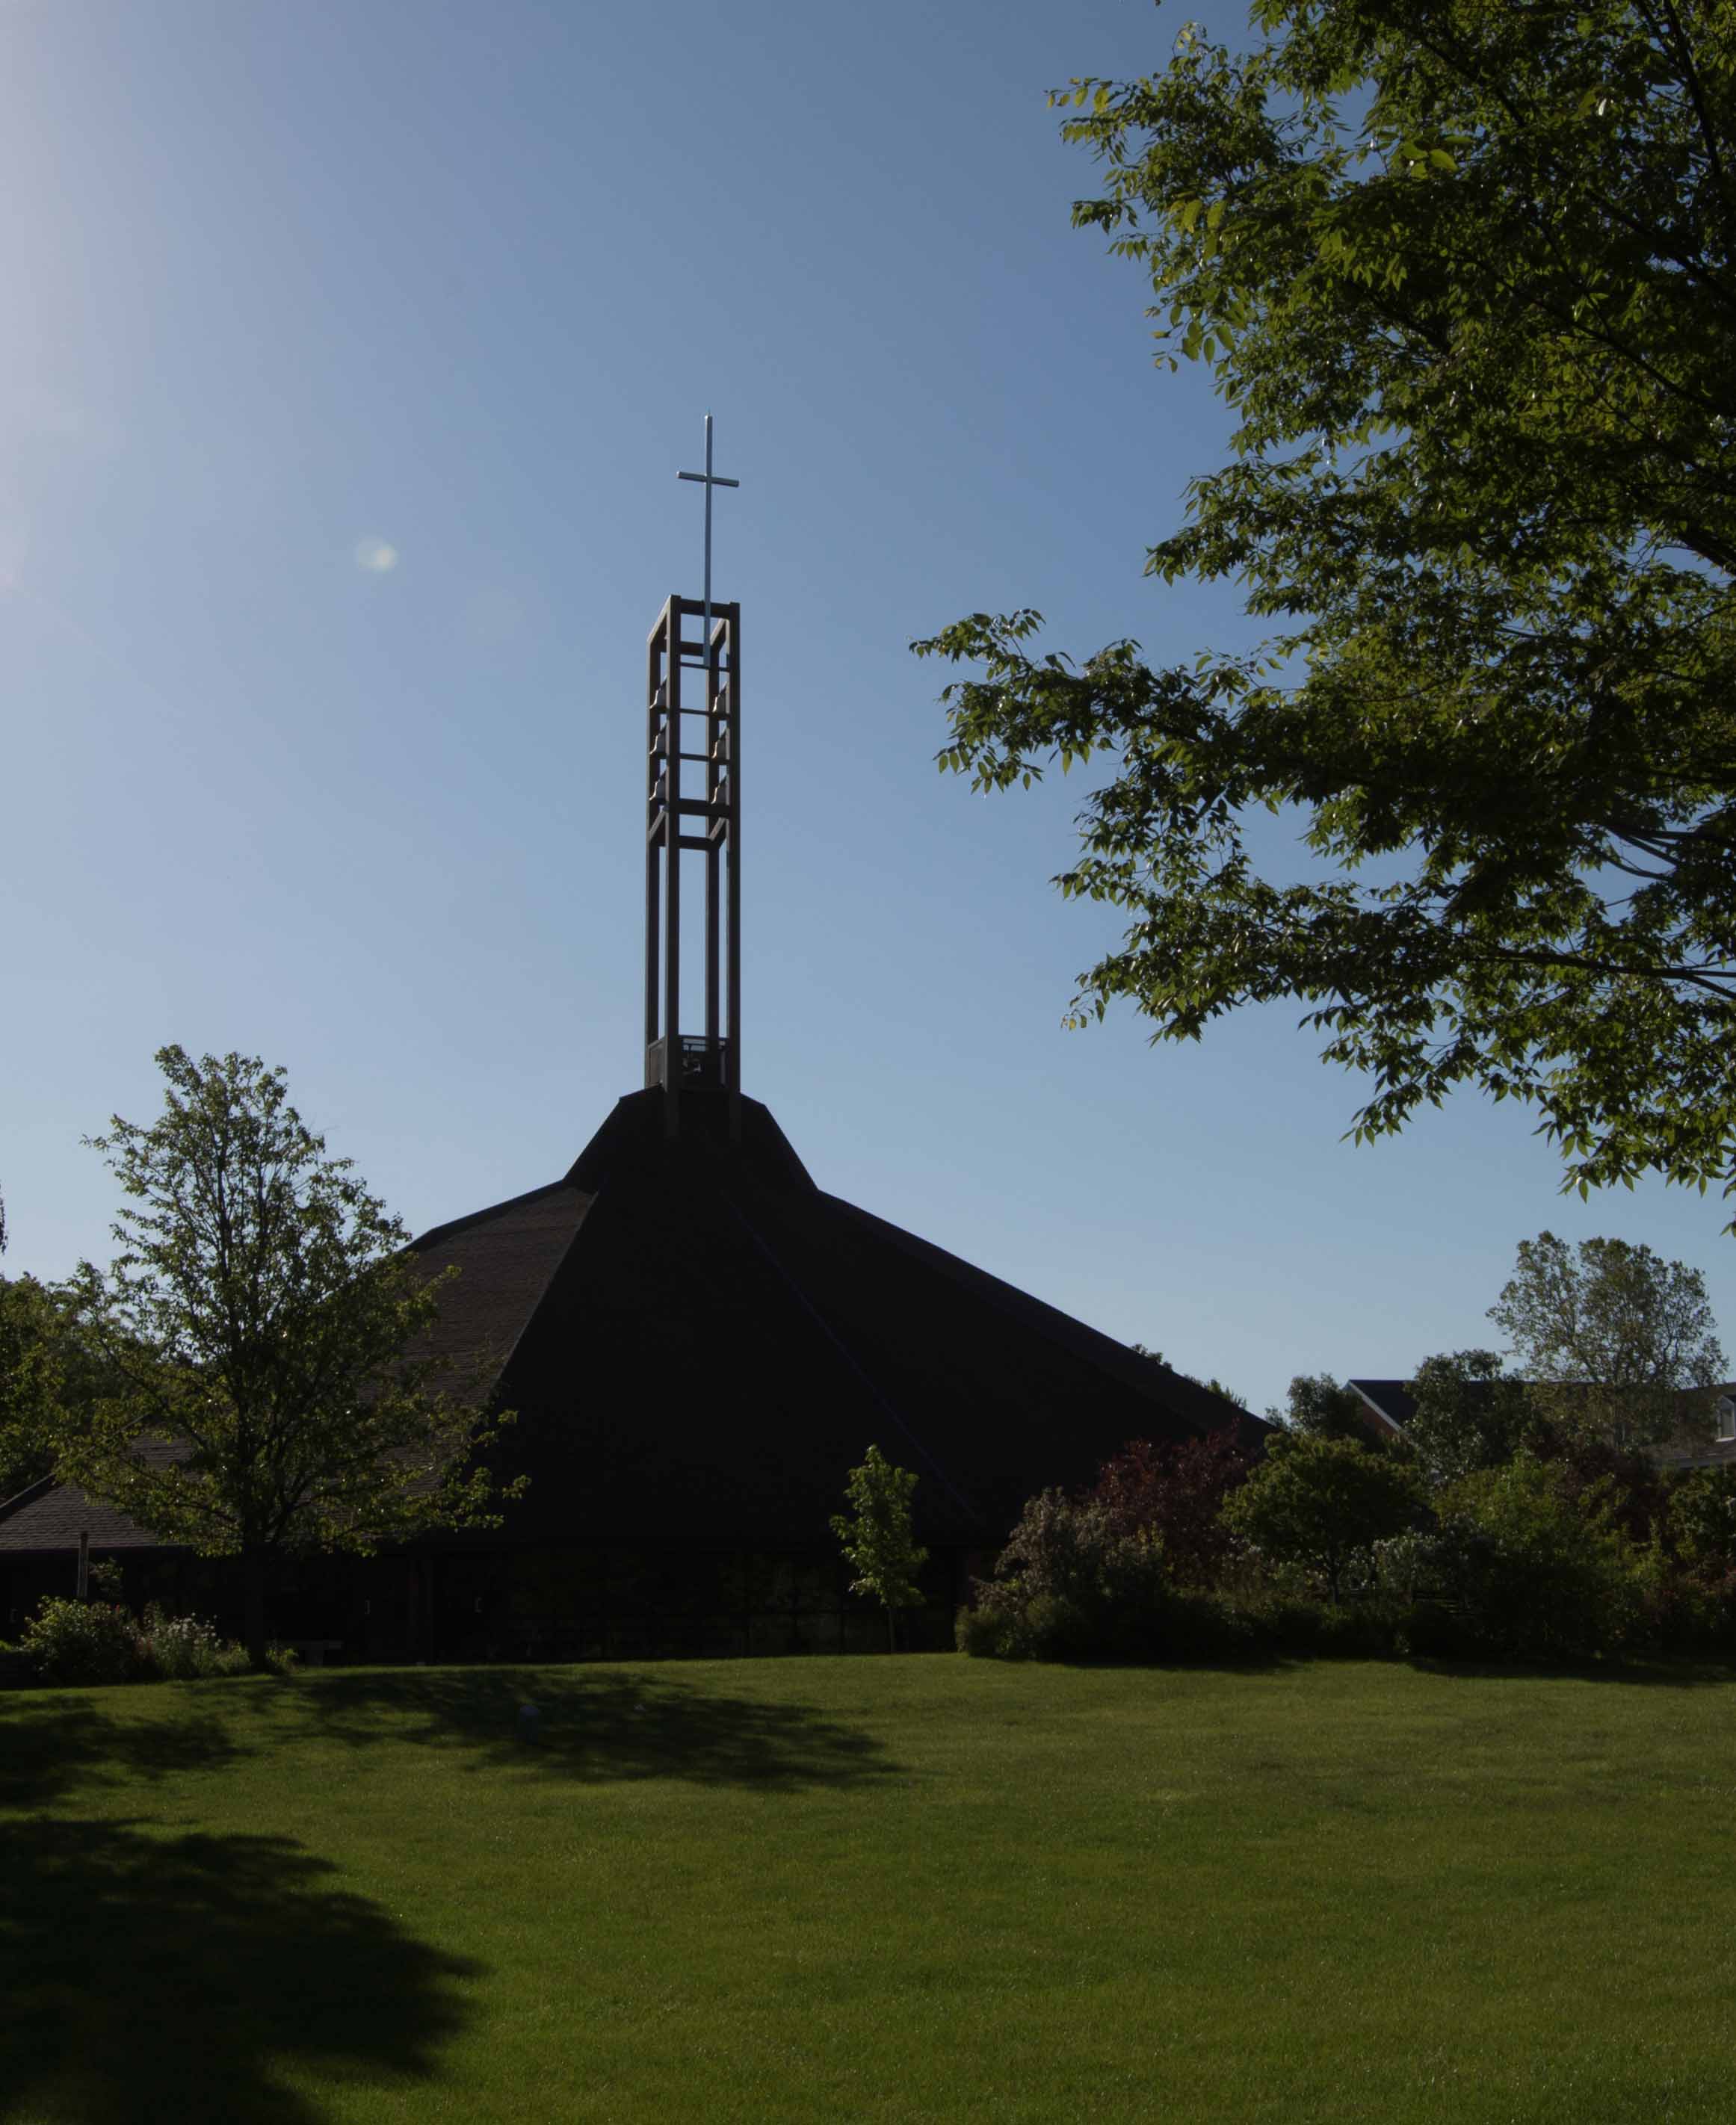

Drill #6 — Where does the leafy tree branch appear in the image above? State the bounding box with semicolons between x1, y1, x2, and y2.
915;1;1736;1213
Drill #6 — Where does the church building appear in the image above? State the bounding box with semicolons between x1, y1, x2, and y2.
0;447;1252;1658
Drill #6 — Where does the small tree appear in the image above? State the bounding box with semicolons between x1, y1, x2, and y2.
1489;1233;1725;1452
831;1445;928;1652
1221;1435;1422;1605
67;1046;519;1662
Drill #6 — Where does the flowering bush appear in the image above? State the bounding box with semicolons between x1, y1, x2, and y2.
19;1598;150;1685
140;1603;253;1680
18;1596;270;1683
957;1490;1252;1661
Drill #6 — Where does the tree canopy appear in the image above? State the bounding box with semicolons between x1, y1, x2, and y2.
66;1046;518;1657
1221;1430;1423;1602
1488;1228;1725;1447
1275;1371;1378;1442
0;1276;67;1503
915;0;1736;1213
1402;1347;1546;1486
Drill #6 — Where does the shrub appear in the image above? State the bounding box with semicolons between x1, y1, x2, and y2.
1424;1453;1646;1662
21;1598;149;1685
1667;1569;1736;1650
1225;1586;1406;1659
955;1599;1017;1659
18;1595;268;1684
1220;1435;1425;1603
140;1603;253;1680
1395;1598;1486;1661
959;1491;1265;1662
1090;1424;1256;1585
1667;1465;1736;1575
960;1491;1175;1660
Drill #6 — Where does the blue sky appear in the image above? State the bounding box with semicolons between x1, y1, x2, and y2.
3;0;1729;1414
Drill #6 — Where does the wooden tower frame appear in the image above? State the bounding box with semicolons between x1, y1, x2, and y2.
644;594;741;1138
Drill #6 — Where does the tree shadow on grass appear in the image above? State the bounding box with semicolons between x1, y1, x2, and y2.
0;1818;478;2125
0;1694;251;1815
274;1664;902;1789
1403;1654;1736;1688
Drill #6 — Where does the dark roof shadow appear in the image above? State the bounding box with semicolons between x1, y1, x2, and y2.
0;1819;478;2125
274;1663;903;1790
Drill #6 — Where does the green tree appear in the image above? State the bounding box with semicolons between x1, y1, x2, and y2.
1221;1432;1421;1602
0;1186;52;1498
66;1046;518;1662
1;1190;143;1503
0;1275;67;1503
1403;1349;1545;1487
1274;1372;1376;1443
915;1;1736;1213
831;1444;930;1651
1488;1231;1725;1450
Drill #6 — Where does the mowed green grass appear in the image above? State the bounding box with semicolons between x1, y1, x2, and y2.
3;1656;1734;2125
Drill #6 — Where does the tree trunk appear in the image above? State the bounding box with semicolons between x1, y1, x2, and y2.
886;1604;897;1654
243;1548;268;1668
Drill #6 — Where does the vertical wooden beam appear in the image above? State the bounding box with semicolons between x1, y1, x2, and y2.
664;596;683;1137
644;608;665;1077
643;593;740;1129
726;605;742;1136
705;613;721;1045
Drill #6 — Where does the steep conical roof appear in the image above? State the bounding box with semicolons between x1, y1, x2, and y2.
410;1088;1252;1550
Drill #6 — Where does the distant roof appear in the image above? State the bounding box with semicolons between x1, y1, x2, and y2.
1346;1376;1736;1466
1347;1380;1417;1431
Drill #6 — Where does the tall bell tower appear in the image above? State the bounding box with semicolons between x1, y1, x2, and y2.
643;416;741;1139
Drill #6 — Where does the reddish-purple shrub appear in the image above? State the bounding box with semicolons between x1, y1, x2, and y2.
1090;1425;1257;1586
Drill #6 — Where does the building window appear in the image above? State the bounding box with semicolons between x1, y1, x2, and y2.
1717;1399;1736;1444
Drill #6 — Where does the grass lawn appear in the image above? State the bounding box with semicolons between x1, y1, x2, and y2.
3;1654;1734;2124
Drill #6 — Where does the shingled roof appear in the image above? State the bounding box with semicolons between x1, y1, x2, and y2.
0;1438;185;1556
411;1087;1258;1551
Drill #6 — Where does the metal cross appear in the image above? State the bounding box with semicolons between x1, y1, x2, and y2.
677;412;738;664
